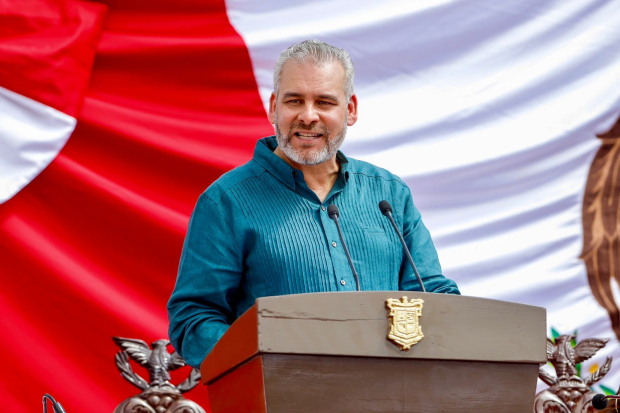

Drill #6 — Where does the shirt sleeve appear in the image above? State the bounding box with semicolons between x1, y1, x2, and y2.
167;192;244;368
399;188;460;295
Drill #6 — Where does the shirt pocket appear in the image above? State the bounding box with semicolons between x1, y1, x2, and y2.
354;225;399;290
360;226;386;234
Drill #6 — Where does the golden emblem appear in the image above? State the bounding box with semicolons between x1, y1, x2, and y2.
386;296;424;350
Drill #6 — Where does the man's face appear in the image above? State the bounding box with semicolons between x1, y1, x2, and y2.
268;60;358;165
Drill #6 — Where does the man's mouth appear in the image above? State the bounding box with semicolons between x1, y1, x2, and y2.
294;132;323;139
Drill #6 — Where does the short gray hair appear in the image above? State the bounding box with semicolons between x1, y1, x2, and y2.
273;39;355;101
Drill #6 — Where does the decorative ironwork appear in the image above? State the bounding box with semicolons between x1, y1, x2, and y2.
386;296;424;350
113;337;205;413
534;334;612;412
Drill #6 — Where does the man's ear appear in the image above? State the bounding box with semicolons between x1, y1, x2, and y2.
347;94;358;126
268;92;276;124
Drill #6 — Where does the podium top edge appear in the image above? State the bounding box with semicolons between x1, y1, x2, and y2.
202;292;547;384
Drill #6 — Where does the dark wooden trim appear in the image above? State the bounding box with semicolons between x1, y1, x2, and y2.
208;355;267;413
202;305;259;384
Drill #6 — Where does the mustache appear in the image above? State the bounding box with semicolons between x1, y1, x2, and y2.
287;123;329;135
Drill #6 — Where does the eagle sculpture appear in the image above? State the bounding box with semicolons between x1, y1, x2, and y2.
112;337;205;413
534;335;611;413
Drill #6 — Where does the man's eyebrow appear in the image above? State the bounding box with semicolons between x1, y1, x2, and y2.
317;94;340;102
282;92;303;99
281;92;340;102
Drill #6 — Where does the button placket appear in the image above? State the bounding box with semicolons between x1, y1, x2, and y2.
321;204;349;290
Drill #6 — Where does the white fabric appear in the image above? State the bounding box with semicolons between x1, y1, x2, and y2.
227;0;620;392
0;86;76;204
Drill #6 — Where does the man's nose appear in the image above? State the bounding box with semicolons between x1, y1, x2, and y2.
298;103;320;124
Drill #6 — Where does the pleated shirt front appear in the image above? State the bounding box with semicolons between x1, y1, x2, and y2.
168;136;459;368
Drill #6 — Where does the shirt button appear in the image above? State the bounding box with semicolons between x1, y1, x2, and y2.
340;280;346;286
332;241;337;247
292;171;298;177
321;205;326;211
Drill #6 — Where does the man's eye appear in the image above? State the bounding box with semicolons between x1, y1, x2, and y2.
286;100;301;104
318;101;333;105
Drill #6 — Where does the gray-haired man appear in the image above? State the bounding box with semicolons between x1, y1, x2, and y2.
168;40;460;369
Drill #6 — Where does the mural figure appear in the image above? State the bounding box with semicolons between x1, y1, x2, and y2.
581;116;620;340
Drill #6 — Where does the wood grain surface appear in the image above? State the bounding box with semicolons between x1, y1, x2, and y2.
203;292;545;412
203;292;546;383
262;354;539;413
255;292;546;362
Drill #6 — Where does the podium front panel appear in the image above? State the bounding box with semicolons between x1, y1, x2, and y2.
262;354;538;413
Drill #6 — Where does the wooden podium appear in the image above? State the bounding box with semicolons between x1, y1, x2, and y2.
201;292;546;412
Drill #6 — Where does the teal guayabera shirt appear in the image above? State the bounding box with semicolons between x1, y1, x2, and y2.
168;136;460;368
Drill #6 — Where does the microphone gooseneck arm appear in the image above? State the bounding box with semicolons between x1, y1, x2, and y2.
379;200;426;293
327;204;361;291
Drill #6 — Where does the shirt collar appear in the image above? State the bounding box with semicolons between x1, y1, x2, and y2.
252;136;350;191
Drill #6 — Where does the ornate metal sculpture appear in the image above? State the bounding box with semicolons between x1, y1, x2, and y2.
113;337;205;413
534;335;612;413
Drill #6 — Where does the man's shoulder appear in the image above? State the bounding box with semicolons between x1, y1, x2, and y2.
202;159;265;201
346;157;408;188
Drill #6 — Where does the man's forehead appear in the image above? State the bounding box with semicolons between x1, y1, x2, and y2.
278;60;346;96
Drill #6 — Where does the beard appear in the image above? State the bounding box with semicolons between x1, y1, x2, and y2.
274;113;347;166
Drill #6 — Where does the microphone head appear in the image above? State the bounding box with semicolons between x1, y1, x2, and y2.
327;204;340;219
53;402;67;413
379;200;392;216
592;394;608;410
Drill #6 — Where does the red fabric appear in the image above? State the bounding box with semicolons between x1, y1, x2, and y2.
0;0;106;117
0;0;273;411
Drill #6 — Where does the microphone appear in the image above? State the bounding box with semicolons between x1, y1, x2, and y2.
591;393;620;410
379;200;426;293
327;204;361;291
42;394;66;413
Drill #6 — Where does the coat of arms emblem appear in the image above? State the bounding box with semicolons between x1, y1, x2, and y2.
386;296;424;350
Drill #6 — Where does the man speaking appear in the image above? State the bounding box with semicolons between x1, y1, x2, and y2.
168;40;460;369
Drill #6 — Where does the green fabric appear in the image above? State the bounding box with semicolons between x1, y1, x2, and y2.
168;136;460;368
